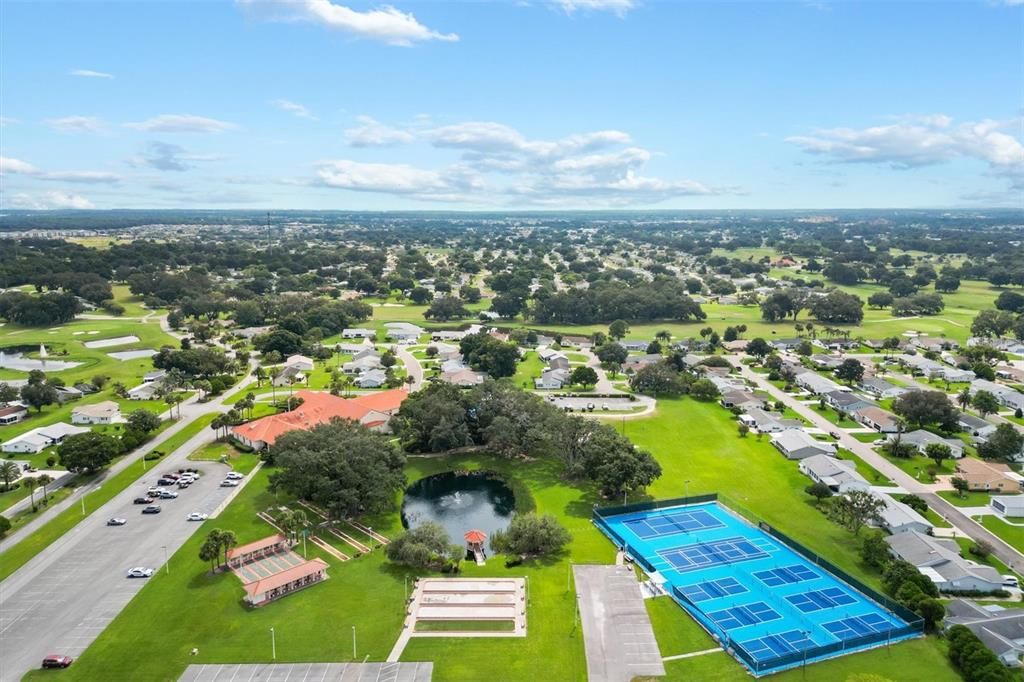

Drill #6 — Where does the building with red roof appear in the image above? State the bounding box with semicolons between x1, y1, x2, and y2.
230;389;407;451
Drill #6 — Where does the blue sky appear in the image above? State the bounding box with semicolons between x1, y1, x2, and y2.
1;0;1021;210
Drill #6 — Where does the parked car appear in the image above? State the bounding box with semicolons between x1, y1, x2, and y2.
126;567;154;578
187;512;208;522
156;478;177;487
106;518;127;526
133;496;154;505
225;472;244;480
141;505;162;514
220;480;239;487
158;490;178;499
601;403;609;410
146;487;166;496
41;655;73;669
1003;575;1019;588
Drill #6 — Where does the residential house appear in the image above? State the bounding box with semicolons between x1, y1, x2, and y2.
995;365;1024;383
341;328;376;339
875;493;934;535
0;405;28;425
548;353;571;371
859;377;907;400
885;531;1003;593
810;354;843;370
54;386;83;402
971;379;1024;413
354;369;387;389
535;368;570;390
738;408;802;434
889;429;965;459
958;413;999;442
623;354;662;374
620;341;649;352
770;338;803;352
343;355;383;375
707;375;746;394
944;600;1024;668
441;368;486;387
73;382;99;395
231;389;407;450
954;458;1023;494
991;495;1024;518
853;406;901;433
71;400;121;425
127;382;161;401
825;390;875;414
770;430;837;460
431;330;467;342
272;365;306;387
285;355;315;372
233;325;275;340
561;335;592;349
352;347;381;362
798;454;870;493
383;322;424;342
1;422;89;454
795;372;842;395
912;336;959;353
142;369;167;384
720;389;764;411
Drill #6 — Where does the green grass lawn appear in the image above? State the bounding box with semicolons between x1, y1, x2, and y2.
936;490;1000;508
188;440;262;475
510;351;544;390
879;451;956;483
980;515;1024;554
414;620;516;632
645;596;717;656
0;413;219;582
810;405;860;429
837;450;893;485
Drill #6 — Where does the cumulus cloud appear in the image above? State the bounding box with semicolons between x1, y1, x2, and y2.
344;116;416;146
70;69;113;79
236;0;458;46
124;114;236;133
128;142;223;172
47;115;106;134
271;99;316;119
0;156;120;183
315;119;738;206
9;191;95;210
553;0;635;15
786;114;1024;191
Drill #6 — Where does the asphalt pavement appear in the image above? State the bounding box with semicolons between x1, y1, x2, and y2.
0;459;239;681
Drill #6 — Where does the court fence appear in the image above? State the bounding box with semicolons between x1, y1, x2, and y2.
590;495;926;677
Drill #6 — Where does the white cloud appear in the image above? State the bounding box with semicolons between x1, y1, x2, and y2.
9;191;95;210
128;141;223;172
236;0;458;46
786;114;1024;191
553;0;635;16
316;159;459;194
271;99;316;119
344;116;416;146
47;115;106;134
0;156;119;183
124;114;236;133
70;69;113;79
552;147;651;172
0;117;17;127
427;121;631;159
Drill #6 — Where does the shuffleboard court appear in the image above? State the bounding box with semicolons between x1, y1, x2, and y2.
595;500;922;676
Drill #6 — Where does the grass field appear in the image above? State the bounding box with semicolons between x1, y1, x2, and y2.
980;515;1024;554
936;490;998;508
188;440;262;475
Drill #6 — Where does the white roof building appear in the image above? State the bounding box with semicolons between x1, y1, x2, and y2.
798;454;870;493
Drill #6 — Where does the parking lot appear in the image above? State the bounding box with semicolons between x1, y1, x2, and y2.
0;461;241;682
545;396;640;412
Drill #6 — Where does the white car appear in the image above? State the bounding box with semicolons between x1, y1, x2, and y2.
225;472;244;480
187;512;208;522
220;480;239;487
1002;575;1019;588
106;517;127;526
126;567;154;578
157;490;178;499
146;487;165;496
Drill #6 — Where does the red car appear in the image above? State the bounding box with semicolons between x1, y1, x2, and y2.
41;655;73;669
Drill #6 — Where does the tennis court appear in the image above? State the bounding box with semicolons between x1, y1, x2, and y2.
596;500;921;676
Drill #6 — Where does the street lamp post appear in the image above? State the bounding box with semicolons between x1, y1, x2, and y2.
352;626;357;659
270;627;276;660
162;545;169;575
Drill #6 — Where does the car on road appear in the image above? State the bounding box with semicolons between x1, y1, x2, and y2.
147;486;166;496
157;478;177;486
126;567;154;578
601;403;609;410
133;496;154;505
225;472;244;480
186;512;208;521
157;490;179;499
220;479;239;487
106;518;127;526
141;505;162;514
41;655;73;669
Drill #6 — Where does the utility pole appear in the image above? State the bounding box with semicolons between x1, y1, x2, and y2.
351;626;357;659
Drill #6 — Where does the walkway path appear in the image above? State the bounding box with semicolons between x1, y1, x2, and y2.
729;354;1024;574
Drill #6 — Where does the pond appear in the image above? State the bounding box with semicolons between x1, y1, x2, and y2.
401;471;515;552
0;351;82;372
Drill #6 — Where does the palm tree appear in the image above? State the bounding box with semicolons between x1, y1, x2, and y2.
0;460;20;491
219;530;237;566
254;366;267;387
23;477;38;512
957;387;972;410
210;414;226;441
655;330;672;344
37;473;53;505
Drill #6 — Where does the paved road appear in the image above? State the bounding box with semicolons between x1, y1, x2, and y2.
396;347;424;391
0;448;240;682
729;355;1024;575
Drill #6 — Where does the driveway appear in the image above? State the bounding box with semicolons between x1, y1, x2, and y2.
396;347;424;391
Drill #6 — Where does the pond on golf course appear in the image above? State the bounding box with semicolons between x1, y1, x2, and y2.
400;471;515;552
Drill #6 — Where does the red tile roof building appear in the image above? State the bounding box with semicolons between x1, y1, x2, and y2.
230;389;407;450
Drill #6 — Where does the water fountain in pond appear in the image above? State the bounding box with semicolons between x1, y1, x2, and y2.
401;471;514;552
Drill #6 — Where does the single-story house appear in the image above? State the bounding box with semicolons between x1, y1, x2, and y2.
954;458;1023;493
942;367;977;383
73;382;99;395
886;531;1003;594
343;355;383;375
440;368;486;387
0;405;28;425
771;338;803;352
127;382;161;401
430;330;466;342
995;365;1024;383
944;599;1024;668
810;354;843;370
738;408;802;434
720;389;764;411
770;430;837;460
285;355;315;372
825;390;875;414
798;454;870;493
888;429;965;459
859;377;907;400
352;347;381;362
384;322;424;342
71;400;121;425
971;380;1024;413
620;341;649;352
535;368;570;390
875;493;934;535
55;386;84;402
707;375;747;394
991;495;1024;518
1;422;89;454
795;373;842;396
354;369;387;389
233;325;275;340
272;365;306;387
623;355;662;373
853;406;901;433
958;413;999;442
341;328;376;339
143;369;167;384
243;557;329;607
548;354;571;371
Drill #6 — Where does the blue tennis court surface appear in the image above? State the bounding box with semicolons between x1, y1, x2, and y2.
596;501;919;675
